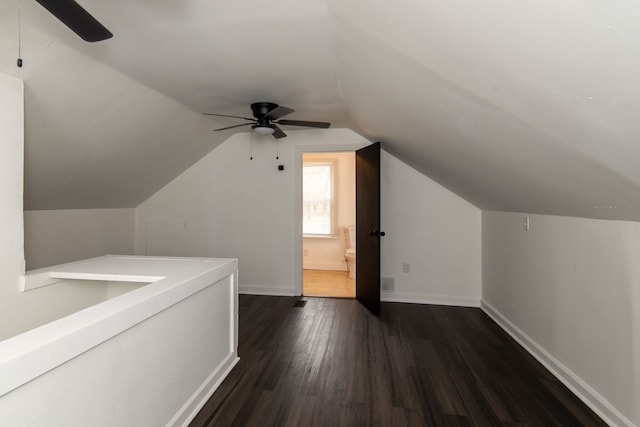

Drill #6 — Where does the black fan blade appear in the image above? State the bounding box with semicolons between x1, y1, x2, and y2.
214;123;254;131
35;0;113;42
272;125;287;139
277;119;331;129
202;113;255;121
265;106;294;121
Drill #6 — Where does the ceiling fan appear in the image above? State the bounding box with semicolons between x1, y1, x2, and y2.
203;102;331;139
35;0;113;42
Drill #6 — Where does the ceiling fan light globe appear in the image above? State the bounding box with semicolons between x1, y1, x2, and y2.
254;126;275;135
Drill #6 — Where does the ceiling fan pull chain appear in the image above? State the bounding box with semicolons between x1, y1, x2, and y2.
250;131;253;160
276;140;279;160
16;0;23;67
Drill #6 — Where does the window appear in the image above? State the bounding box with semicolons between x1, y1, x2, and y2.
303;161;337;236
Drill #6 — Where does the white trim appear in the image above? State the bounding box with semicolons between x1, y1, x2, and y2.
293;142;369;297
303;234;340;239
302;160;339;236
22;254;209;291
171;353;240;427
382;292;480;308
481;300;634;427
22;271;63;291
239;285;296;296
303;262;348;271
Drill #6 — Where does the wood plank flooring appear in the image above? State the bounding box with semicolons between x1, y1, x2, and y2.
190;296;606;427
303;269;355;298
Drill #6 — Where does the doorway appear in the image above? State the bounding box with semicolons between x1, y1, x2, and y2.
301;151;356;298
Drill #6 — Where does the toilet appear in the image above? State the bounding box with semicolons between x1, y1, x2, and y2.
345;225;356;279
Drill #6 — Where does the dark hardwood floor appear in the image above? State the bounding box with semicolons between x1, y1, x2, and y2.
190;296;606;427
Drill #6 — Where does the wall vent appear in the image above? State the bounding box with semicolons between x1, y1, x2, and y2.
381;276;395;292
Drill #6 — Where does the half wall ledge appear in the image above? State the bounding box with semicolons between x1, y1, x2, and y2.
2;255;239;426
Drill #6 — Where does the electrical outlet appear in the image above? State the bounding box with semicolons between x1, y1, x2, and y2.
402;262;411;274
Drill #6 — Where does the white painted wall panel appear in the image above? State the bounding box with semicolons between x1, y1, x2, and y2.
482;211;640;426
0;281;232;426
0;75;113;342
0;257;238;426
144;219;188;256
381;151;482;306
24;208;135;269
1;279;108;341
0;72;26;340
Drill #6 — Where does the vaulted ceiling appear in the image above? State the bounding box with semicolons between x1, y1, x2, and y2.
1;0;639;220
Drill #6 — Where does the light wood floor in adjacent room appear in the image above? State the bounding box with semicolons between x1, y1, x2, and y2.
303;269;355;298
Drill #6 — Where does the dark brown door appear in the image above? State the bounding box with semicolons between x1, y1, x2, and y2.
355;142;382;315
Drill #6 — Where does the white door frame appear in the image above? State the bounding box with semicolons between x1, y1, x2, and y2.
293;142;368;296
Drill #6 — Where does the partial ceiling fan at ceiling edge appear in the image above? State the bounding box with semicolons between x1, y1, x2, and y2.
202;102;330;139
35;0;113;42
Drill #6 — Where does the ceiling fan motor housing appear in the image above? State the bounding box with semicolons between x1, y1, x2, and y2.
251;102;279;119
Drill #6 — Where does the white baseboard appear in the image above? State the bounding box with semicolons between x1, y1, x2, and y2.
238;286;478;307
382;292;480;308
170;352;239;427
481;300;634;427
303;262;347;271
239;284;296;296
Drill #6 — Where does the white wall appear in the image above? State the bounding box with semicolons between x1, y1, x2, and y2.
2;279;109;341
0;75;121;342
381;151;482;306
482;211;640;427
303;151;355;271
136;128;482;302
136;129;367;295
24;209;135;269
0;72;26;340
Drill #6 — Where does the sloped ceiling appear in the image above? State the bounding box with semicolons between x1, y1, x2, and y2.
1;0;640;220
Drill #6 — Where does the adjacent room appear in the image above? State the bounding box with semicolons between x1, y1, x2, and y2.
1;0;639;426
302;151;356;298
